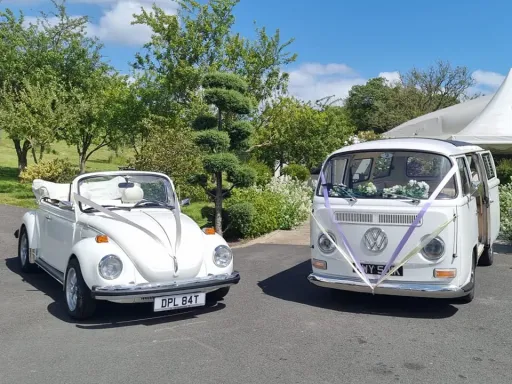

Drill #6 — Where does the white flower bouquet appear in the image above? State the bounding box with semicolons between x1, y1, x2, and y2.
355;182;378;196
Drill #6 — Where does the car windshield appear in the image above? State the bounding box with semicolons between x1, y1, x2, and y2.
77;174;175;211
318;150;457;200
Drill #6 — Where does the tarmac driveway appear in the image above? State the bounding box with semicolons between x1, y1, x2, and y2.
1;204;512;384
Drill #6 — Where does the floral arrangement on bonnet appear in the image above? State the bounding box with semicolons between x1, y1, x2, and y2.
328;180;430;199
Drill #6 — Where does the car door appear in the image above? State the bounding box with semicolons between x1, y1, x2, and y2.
39;202;76;274
456;156;479;247
479;151;500;245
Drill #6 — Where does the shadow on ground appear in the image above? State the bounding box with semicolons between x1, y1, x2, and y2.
256;245;460;319
5;257;226;329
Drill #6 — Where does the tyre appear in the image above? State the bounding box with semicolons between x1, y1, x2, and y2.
18;226;37;273
65;258;96;320
459;253;476;304
478;245;494;266
207;287;230;302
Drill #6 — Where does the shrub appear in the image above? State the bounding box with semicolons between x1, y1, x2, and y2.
225;188;283;238
225;202;256;239
496;158;512;185
225;176;313;238
19;159;77;184
500;183;512;242
282;164;310;182
248;160;273;186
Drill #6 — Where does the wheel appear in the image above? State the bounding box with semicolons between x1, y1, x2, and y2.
206;287;230;302
478;245;494;266
18;226;37;273
65;258;96;320
459;254;476;303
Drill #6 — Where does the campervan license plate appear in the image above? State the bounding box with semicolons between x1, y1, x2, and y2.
353;263;403;277
154;292;206;312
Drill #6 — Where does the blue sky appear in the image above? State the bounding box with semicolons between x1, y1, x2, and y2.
4;0;511;101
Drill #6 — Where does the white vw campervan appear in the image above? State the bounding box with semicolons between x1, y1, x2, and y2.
309;138;500;303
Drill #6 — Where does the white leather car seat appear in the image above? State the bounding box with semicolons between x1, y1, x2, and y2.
121;185;144;204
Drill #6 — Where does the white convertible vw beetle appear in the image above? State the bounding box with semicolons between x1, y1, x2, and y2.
15;171;240;319
309;138;500;302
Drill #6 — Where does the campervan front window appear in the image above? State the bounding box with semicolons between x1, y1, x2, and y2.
318;151;457;200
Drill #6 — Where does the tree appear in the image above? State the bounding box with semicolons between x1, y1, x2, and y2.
401;60;475;112
345;61;476;133
58;73;130;174
191;72;256;234
131;114;203;197
254;96;355;171
131;0;296;115
0;79;76;171
0;1;114;173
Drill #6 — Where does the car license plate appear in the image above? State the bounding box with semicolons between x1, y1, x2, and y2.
154;292;206;312
353;263;403;277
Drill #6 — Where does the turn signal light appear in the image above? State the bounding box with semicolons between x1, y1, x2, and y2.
312;259;327;270
433;268;457;278
203;227;216;235
95;235;109;243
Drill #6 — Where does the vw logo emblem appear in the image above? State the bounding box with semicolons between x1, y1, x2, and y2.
363;227;388;253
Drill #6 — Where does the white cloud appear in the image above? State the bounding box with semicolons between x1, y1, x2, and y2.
378;71;401;86
85;1;179;45
287;62;365;104
472;70;505;89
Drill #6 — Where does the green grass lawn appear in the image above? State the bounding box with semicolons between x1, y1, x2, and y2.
0;131;133;207
0;132;212;226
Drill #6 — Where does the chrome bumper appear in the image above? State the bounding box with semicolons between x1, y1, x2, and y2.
308;272;473;299
91;272;240;301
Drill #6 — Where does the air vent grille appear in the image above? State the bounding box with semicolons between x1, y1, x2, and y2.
335;212;373;224
378;214;422;226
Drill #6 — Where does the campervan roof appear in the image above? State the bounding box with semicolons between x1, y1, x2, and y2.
331;137;484;158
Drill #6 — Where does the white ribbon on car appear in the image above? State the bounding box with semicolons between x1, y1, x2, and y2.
73;193;179;276
312;163;459;291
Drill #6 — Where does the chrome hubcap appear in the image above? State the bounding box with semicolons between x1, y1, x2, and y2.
20;233;28;266
66;268;78;312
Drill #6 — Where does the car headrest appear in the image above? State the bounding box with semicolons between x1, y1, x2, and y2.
121;185;144;204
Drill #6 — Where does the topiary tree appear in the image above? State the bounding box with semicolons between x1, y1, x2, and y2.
192;72;256;235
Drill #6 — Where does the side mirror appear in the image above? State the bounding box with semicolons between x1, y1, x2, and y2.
180;198;191;206
470;180;481;196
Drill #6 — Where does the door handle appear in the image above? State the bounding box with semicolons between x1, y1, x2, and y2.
45;215;52;221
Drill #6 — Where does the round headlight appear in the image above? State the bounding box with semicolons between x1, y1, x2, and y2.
98;255;123;280
421;237;445;261
318;232;336;254
213;245;232;268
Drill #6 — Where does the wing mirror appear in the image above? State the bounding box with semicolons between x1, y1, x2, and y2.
180;198;191;206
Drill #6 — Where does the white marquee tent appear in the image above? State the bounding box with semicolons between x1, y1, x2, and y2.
383;68;512;154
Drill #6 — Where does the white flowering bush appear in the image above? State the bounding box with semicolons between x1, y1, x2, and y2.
266;175;313;230
499;182;512;242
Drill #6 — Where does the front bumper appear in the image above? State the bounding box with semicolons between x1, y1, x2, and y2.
91;272;240;301
308;272;473;299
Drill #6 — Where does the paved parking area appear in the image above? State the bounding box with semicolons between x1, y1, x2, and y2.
1;204;512;384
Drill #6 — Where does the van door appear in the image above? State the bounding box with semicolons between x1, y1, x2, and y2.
479;151;500;245
456;156;479;248
466;153;487;244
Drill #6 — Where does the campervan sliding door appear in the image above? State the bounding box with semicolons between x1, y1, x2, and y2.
478;151;500;245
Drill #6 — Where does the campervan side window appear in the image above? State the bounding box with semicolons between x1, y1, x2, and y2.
481;153;496;180
457;157;471;195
